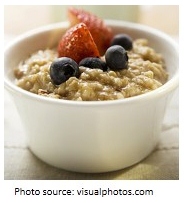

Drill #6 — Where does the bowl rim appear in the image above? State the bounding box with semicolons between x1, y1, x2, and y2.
4;20;179;107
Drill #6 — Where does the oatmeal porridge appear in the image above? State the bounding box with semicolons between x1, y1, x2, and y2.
14;39;168;101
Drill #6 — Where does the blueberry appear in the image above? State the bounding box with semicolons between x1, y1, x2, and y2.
105;45;128;70
50;57;79;85
111;34;133;50
79;57;107;71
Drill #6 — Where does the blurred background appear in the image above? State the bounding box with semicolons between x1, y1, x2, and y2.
4;5;179;38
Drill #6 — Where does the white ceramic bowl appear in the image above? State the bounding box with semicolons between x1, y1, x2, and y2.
4;21;178;173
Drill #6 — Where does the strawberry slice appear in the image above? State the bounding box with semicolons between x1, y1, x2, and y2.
68;7;113;55
58;23;100;63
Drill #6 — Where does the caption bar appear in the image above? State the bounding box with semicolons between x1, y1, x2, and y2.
15;187;153;197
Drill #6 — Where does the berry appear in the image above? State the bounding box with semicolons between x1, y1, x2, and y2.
79;57;107;71
105;45;128;70
50;57;79;85
110;34;133;50
58;23;100;63
68;7;113;55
